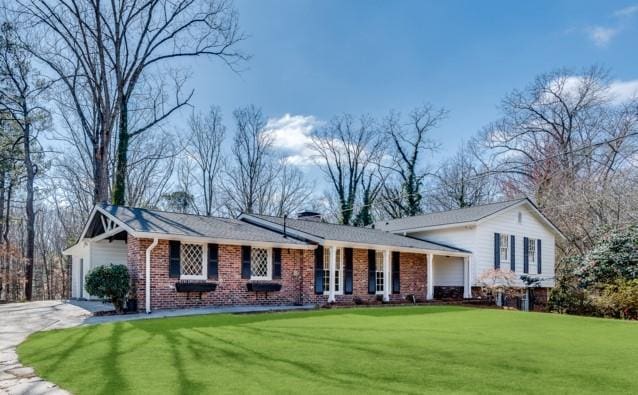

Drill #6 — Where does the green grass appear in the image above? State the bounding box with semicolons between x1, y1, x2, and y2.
18;306;638;394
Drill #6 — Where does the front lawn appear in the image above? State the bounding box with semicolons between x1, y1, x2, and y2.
18;306;638;394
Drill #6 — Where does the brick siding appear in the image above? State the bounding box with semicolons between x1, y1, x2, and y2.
127;235;430;310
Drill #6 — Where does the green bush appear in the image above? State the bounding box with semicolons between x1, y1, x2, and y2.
85;264;130;313
594;279;638;320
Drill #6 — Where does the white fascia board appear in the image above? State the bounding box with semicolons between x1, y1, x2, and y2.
131;231;316;250
238;214;324;243
387;222;477;234
322;239;471;257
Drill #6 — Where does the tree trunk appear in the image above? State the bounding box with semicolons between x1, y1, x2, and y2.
112;97;128;205
23;116;35;301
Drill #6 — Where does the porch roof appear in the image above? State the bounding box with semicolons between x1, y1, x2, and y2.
241;214;469;255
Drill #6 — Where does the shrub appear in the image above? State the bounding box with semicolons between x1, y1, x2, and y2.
85;264;130;313
594;279;638;320
577;226;638;286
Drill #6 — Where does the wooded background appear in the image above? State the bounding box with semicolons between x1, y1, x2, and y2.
1;0;636;302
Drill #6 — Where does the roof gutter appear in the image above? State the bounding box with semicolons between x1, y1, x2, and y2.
145;238;159;314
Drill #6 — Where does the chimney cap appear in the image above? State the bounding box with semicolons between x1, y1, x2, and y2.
296;210;322;221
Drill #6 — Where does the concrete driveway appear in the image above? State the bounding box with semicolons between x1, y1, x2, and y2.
0;301;94;395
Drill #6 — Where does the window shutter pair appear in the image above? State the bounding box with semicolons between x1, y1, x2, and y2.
168;241;218;280
241;246;281;280
368;249;376;294
392;251;400;294
493;233;500;269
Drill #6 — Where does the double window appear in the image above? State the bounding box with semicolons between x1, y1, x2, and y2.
181;243;207;280
323;247;343;294
499;234;510;263
375;250;384;294
251;247;272;280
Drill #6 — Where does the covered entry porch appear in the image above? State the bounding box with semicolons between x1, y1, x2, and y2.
426;253;473;300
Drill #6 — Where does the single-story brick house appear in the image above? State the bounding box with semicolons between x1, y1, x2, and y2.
64;198;562;312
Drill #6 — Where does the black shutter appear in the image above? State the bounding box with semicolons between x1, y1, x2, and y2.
241;246;251;279
368;249;376;294
392;251;400;294
510;235;516;272
494;233;500;269
273;248;282;279
344;248;353;294
537;239;542;274
169;240;180;278
208;244;218;280
523;237;529;274
314;246;324;294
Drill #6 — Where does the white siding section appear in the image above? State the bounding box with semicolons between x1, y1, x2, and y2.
474;206;555;287
71;240;127;299
409;225;477;253
433;256;464;286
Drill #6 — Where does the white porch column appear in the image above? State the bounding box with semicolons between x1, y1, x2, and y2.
382;249;391;302
426;253;434;300
328;246;336;303
463;256;471;299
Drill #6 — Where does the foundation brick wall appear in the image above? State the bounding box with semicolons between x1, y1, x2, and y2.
127;235;431;310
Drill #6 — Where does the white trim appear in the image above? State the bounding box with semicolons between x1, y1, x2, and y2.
382;249;390;302
328;246;336;303
145;238;158;314
322;240;471;257
133;232;315;250
179;242;208;281
426;254;434;300
249;247;272;281
323;246;344;297
463;256;471;298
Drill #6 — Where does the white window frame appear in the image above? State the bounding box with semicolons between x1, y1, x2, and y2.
375;250;384;295
323;247;344;295
250;247;272;281
180;242;208;281
528;238;537;273
500;234;510;264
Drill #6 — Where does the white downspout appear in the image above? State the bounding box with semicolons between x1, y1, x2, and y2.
145;238;159;314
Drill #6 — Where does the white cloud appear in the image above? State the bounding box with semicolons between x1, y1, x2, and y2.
264;113;321;166
614;4;638;18
608;79;638;103
587;26;619;46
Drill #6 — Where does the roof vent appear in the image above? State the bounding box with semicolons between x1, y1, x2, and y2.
297;211;322;222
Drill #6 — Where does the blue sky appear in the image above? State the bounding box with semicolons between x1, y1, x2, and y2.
180;0;638;162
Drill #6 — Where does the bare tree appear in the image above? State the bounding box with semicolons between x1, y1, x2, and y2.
14;0;246;205
380;105;446;218
310;114;383;225
0;22;50;300
224;105;278;215
186;106;225;216
268;159;313;217
480;66;638;253
428;141;497;211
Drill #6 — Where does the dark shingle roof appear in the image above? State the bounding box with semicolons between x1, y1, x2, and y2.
373;198;529;232
99;205;309;246
244;214;468;253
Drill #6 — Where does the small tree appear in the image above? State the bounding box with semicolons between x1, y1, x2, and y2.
85;264;130;313
476;268;516;305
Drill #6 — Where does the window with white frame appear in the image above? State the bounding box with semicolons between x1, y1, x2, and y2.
528;238;536;272
181;243;206;280
323;248;343;294
375;250;384;293
500;234;510;263
251;247;271;280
